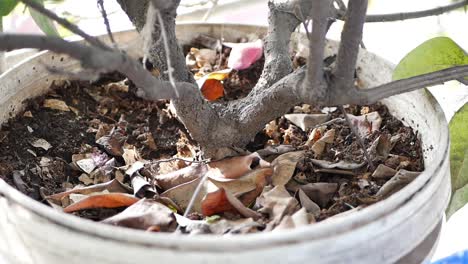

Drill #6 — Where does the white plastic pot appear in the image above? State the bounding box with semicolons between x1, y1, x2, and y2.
0;23;450;264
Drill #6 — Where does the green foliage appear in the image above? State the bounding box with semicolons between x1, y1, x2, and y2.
447;148;468;218
449;103;468;186
0;0;18;17
393;37;468;81
28;0;59;36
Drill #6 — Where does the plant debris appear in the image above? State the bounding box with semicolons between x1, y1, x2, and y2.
0;35;424;235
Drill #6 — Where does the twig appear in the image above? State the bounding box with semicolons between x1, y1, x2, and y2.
20;0;110;51
97;0;117;48
155;9;179;97
338;105;374;170
355;0;468;23
183;173;209;218
202;0;218;22
354;65;468;105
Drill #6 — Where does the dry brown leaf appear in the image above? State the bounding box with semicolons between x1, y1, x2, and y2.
29;138;52;151
122;145;141;166
131;174;157;198
257;185;299;230
346;112;382;138
273;208;315;232
284;114;330;131
208;152;270;180
43;99;70;111
208;218;262;235
46;179;131;205
256;145;296;158
63;193;139;213
300;183;338;208
271;151;305;186
101;198;175;231
201;188;261;219
208;167;272;195
95;123;113;141
196;69;231;101
153;163;208;190
310;159;365;170
311;129;335;156
372;164;397;179
161;177;217;213
376;169;420;197
298;189;321;217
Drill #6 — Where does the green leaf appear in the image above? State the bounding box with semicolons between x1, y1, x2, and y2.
450;103;468;191
447;150;468;218
28;0;59;36
393;37;468;80
0;0;18;16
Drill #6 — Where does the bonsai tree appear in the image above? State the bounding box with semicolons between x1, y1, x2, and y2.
1;0;468;215
0;0;467;157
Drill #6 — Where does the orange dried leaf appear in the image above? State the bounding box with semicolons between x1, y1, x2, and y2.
209;153;271;180
201;79;224;101
63;193;139;213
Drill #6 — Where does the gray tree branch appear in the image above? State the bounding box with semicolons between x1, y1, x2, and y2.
300;0;333;102
331;0;368;104
0;34;179;99
20;0;110;50
337;0;468;23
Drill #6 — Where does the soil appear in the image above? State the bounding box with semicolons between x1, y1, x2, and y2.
0;35;424;233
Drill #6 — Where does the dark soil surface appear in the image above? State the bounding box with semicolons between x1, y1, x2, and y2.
0;35;424;233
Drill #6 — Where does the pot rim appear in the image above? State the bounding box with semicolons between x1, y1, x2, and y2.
0;23;450;251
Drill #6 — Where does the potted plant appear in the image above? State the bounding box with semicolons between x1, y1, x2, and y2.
0;0;467;263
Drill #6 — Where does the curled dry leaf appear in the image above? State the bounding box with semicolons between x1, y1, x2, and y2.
46;179;131;205
257;185;299;229
208;152;270;180
311;129;335;156
284;114;330;131
346;112;382;138
209;218;262;235
63;193;140;213
101;198;175;231
153;163;208;190
271;151;305;186
376;169;421;198
300;183;338;208
298;189;321;217
226;39;263;70
201;188;261;219
29;138;52;151
208;167;272;197
273;208;315;232
372;164;397;179
43;99;70;112
311;159;365;170
367;133;392;159
131;173;157;198
256;145;296;158
196;69;231;101
161;177;217;213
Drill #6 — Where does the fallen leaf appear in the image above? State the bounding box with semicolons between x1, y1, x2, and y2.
101;198;175;231
371;164;397;179
208;218;262;235
122;145;141;166
126;161;145;176
104;80;129;93
256;145;296;158
226;39;263;70
367;133;391;160
63;193;139;213
76;158;96;174
161;177;217;213
29;138;52;151
311;159;365;170
208;167;272;197
23;111;33;117
201;188;260;219
273;208;315;232
196;69;231;101
208;152;270;180
131;174;157;198
43;99;70;111
284;114;330;131
271;151;305;186
47;179;131;205
376;169;420;197
300;183;338;208
311;129;335;156
153;163;208;190
78;173;93;185
257;185;299;230
298;189;321;217
346;112;382;138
